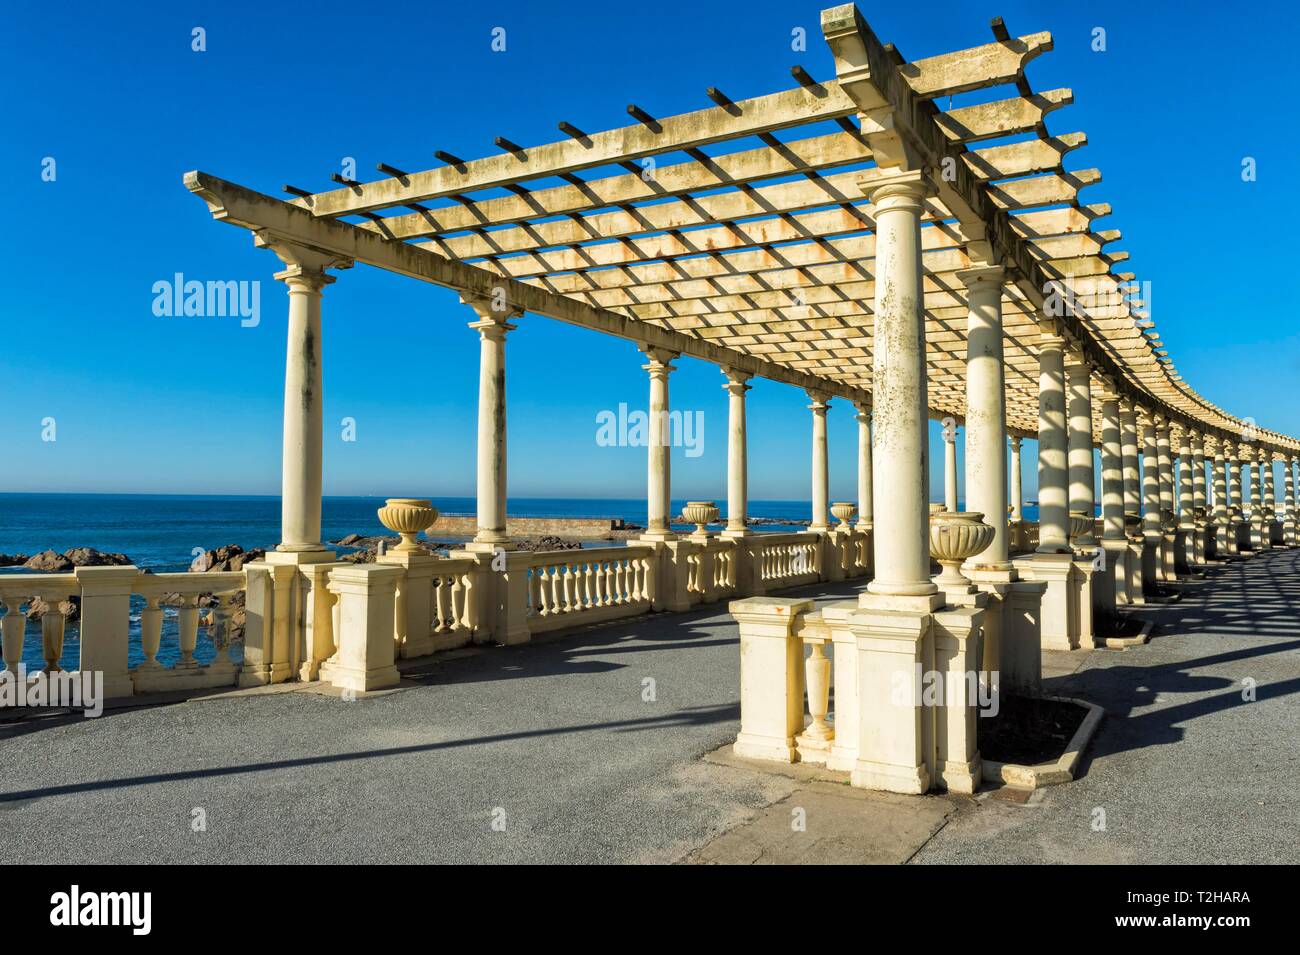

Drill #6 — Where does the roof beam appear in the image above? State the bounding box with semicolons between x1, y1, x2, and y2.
294;83;861;218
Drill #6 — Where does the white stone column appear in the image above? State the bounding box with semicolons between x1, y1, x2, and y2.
1140;409;1161;553
1098;385;1128;605
1010;436;1024;523
266;243;349;555
1034;320;1070;554
722;367;752;536
1120;398;1141;520
1286;456;1298;545
1175;427;1193;519
855;402;873;530
943;424;959;512
1065;351;1096;546
808;391;831;533
464;294;522;547
958;264;1011;568
641;346;679;540
1156;417;1174;523
863;171;938;601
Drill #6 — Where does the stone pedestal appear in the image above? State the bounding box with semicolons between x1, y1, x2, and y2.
932;604;986;794
320;564;403;693
74;566;139;700
849;594;941;795
241;550;334;688
1016;553;1076;651
1070;557;1096;649
731;597;811;763
378;552;438;659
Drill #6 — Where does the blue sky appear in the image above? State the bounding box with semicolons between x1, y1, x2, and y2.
2;0;1295;502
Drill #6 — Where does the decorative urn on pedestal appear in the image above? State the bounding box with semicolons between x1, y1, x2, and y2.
1068;511;1093;542
378;498;439;554
830;501;858;527
681;501;720;538
928;511;996;594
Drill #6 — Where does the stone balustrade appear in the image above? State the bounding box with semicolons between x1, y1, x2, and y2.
526;546;655;634
0;567;247;701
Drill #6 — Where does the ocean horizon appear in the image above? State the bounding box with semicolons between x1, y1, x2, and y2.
0;491;1046;573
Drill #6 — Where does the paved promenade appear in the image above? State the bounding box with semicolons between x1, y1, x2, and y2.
1;550;1296;864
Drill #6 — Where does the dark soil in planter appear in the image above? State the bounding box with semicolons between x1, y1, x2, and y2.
979;696;1087;766
1105;614;1147;640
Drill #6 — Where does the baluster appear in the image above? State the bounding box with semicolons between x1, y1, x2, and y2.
138;595;162;670
547;565;562;614
618;560;629;604
461;572;476;630
41;601;67;673
451;575;466;631
435;577;451;631
177;595;200;668
1;595;24;675
212;593;234;665
582;562;594;610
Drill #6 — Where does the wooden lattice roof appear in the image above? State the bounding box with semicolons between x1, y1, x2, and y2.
185;4;1297;457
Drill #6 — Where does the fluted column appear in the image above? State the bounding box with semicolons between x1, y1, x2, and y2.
1120;398;1141;520
641;346;679;540
1156;417;1174;524
1141;410;1161;536
943;426;959;512
959;263;1011;568
1192;431;1207;517
1176;428;1193;521
465;295;522;546
1286;457;1298;545
1035;320;1070;554
808;391;831;533
863;170;937;600
1010;436;1024;522
1098;384;1127;606
722;367;752;536
1229;443;1244;514
1099;390;1125;544
1212;440;1229;522
855;403;873;530
267;243;349;554
1065;351;1096;546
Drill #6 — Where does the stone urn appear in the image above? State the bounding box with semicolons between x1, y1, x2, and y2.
1123;512;1143;541
928;511;995;592
830;501;858;526
929;502;946;516
1068;511;1093;541
377;498;439;554
681;501;720;537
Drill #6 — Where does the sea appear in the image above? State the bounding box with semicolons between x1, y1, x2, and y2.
0;493;1042;672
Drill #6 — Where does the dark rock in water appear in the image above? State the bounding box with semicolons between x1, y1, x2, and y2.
26;595;81;622
190;545;266;573
23;548;133;572
24;550;75;572
335;533;366;546
0;553;30;567
62;547;132;567
514;535;583;553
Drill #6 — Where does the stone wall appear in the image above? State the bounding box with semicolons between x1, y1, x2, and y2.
434;515;633;539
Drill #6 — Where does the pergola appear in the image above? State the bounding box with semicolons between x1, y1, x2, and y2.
186;7;1292;455
176;3;1300;793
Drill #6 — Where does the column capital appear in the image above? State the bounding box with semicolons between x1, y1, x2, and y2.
639;343;679;374
720;365;753;393
955;263;1006;289
1035;316;1066;341
806;389;831;412
461;290;524;325
859;168;935;208
257;233;352;290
